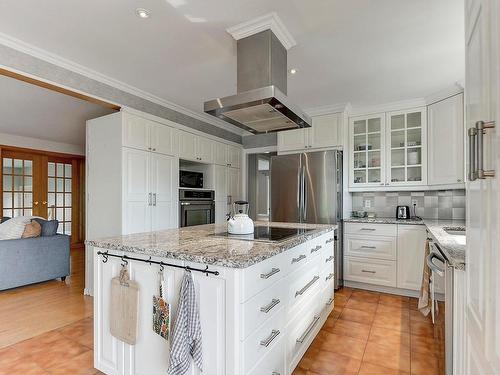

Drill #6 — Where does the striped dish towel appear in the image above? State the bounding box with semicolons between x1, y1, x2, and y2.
167;271;203;375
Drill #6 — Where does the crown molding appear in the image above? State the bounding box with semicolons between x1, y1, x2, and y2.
226;12;296;50
348;98;427;116
424;82;464;105
0;32;246;136
305;102;351;117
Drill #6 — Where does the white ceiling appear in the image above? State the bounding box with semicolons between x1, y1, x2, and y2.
0;0;464;121
0;75;115;145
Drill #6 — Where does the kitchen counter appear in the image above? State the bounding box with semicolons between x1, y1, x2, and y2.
86;221;336;269
344;217;466;269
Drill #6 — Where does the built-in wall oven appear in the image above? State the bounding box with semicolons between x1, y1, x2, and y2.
179;189;215;227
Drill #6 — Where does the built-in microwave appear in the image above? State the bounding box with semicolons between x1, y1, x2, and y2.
179;170;204;189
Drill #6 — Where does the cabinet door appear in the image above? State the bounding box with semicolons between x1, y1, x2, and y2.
197;137;214;163
150;122;178;157
214;142;228;166
227;145;241;168
397;225;426;290
215;201;228;224
277;128;308;152
349;114;386;187
386;108;427;186
123;113;150;151
227;167;240;204
428;94;465;185
122;148;151;234
150;153;177;230
310;113;342;149
214;165;228;202
178;130;197;161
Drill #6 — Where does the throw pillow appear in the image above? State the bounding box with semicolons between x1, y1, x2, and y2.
32;218;59;237
22;220;42;239
0;216;32;240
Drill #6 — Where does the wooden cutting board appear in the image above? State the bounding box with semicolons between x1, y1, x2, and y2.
110;268;139;345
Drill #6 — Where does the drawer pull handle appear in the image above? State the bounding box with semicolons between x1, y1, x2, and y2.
325;255;334;263
292;254;307;264
295;276;320;297
272;373;280;375
325;273;334;281
325;238;335;244
296;315;321;343
360;246;376;249
260;298;280;313
361;269;376;274
260;268;280;279
260;329;280;347
311;245;322;253
326;297;334;306
360;228;376;231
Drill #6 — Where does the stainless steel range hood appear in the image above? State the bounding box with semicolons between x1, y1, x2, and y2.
204;30;311;134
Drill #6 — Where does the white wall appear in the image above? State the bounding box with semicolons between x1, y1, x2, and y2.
0;131;84;155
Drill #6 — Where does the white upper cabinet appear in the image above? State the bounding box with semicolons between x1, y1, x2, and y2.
227;145;241;168
197;137;214;163
386;107;427;186
427;94;464;186
349;113;386;188
214;142;228;166
178;130;214;163
123;113;177;156
277;113;342;153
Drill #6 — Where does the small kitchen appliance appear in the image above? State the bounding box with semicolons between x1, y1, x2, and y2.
227;201;255;235
179;170;204;189
396;205;411;219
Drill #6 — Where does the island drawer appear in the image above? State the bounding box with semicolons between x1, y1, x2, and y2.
240;278;286;341
344;256;397;287
240;252;286;303
345;234;397;261
345;223;397;237
321;280;335;314
246;333;285;375
241;305;285;374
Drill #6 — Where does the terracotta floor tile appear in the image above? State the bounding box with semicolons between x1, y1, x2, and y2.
372;312;411;332
410;335;439;356
311;331;367;359
345;298;378;313
339;308;375;324
376;303;410;316
335;287;354;299
368;326;410;349
359;362;410;375
331;319;371;341
322;315;337;332
58;317;93;349
410;351;440;374
379;294;410;308
308;350;361;375
410;320;436;338
335;294;349;307
350;290;380;304
363;342;411;372
46;350;95;374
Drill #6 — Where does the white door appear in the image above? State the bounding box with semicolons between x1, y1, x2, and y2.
310;113;341;149
465;0;499;373
396;225;426;290
197;137;214;163
214;142;228;166
123;113;150;151
428;94;465;186
227;145;241;168
277;128;308;152
151;122;178;157
150;153;177;230
122;148;151;234
178;130;197;161
227;167;240;205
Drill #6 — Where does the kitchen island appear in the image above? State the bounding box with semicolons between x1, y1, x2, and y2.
87;222;336;375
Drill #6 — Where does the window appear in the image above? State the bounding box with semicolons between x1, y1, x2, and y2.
48;162;72;235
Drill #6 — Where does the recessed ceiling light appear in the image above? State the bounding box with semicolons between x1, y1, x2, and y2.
289;68;298;74
135;8;151;19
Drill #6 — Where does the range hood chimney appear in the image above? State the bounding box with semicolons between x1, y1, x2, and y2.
204;29;311;134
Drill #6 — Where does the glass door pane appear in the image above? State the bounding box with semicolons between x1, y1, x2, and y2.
352;115;383;185
2;157;34;218
48;161;72;235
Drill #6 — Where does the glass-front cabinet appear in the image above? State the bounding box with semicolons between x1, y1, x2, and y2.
349;113;386;187
386;108;427;186
349;107;427;189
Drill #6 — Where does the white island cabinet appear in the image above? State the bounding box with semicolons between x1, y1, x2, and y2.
89;223;336;375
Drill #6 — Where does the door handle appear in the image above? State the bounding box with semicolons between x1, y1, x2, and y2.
468;127;477;181
148;193;152;206
34;201;39;206
42;201;47;205
153;193;157;206
476;120;496;179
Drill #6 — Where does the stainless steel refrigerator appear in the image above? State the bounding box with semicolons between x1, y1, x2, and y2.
270;150;343;289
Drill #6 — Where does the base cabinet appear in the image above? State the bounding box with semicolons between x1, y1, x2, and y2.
93;230;335;375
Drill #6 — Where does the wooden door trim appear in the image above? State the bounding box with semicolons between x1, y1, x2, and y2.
0;145;84;159
0;68;121;111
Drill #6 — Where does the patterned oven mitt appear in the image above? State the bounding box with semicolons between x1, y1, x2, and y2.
153;269;170;340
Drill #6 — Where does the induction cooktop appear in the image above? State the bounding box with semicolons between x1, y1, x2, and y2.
212;226;314;243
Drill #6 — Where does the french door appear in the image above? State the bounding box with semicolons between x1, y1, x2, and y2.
0;148;84;244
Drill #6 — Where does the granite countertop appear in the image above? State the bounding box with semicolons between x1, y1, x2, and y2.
343;217;466;269
86;221;336;269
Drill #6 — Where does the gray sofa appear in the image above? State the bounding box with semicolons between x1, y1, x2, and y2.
0;222;71;291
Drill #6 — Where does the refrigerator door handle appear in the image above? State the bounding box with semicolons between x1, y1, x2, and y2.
302;165;307;220
297;165;302;220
